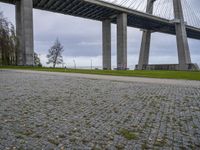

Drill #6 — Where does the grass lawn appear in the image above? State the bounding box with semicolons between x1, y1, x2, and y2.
0;66;200;81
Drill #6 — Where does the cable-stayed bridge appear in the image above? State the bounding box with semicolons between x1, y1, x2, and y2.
0;0;200;70
102;0;200;28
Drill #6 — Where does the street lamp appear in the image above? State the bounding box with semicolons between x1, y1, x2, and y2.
73;59;76;69
91;59;93;70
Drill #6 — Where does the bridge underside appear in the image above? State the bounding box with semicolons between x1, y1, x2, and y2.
1;0;200;40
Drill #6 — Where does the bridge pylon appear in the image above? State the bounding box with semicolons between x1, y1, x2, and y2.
173;0;192;70
15;0;34;66
137;0;155;70
136;0;198;71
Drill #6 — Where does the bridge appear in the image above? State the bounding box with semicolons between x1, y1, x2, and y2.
0;0;200;70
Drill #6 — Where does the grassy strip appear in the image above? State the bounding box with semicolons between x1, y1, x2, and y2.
0;66;200;81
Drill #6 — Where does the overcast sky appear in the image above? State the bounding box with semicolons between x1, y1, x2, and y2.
0;0;200;69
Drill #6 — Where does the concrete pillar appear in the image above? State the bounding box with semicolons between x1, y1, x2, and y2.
173;0;191;70
16;0;34;66
102;19;111;70
138;0;155;70
138;30;151;70
117;13;127;70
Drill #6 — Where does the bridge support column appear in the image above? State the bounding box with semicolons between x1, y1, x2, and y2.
102;19;111;70
138;30;151;70
137;0;155;70
117;13;127;70
173;0;191;70
16;0;34;66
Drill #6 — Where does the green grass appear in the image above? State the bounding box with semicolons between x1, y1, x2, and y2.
119;129;138;140
1;66;200;81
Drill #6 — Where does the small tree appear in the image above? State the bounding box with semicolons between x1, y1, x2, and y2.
46;39;64;68
34;52;42;67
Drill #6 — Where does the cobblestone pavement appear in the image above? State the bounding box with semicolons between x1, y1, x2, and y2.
0;70;200;150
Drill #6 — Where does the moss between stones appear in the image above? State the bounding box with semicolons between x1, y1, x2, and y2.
119;129;138;140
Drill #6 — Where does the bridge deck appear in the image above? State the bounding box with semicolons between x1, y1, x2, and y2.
1;0;200;39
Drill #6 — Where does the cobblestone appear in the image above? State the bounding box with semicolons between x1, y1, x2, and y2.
0;70;200;150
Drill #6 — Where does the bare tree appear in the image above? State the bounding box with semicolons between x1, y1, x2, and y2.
46;39;64;68
34;52;42;67
0;11;17;65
